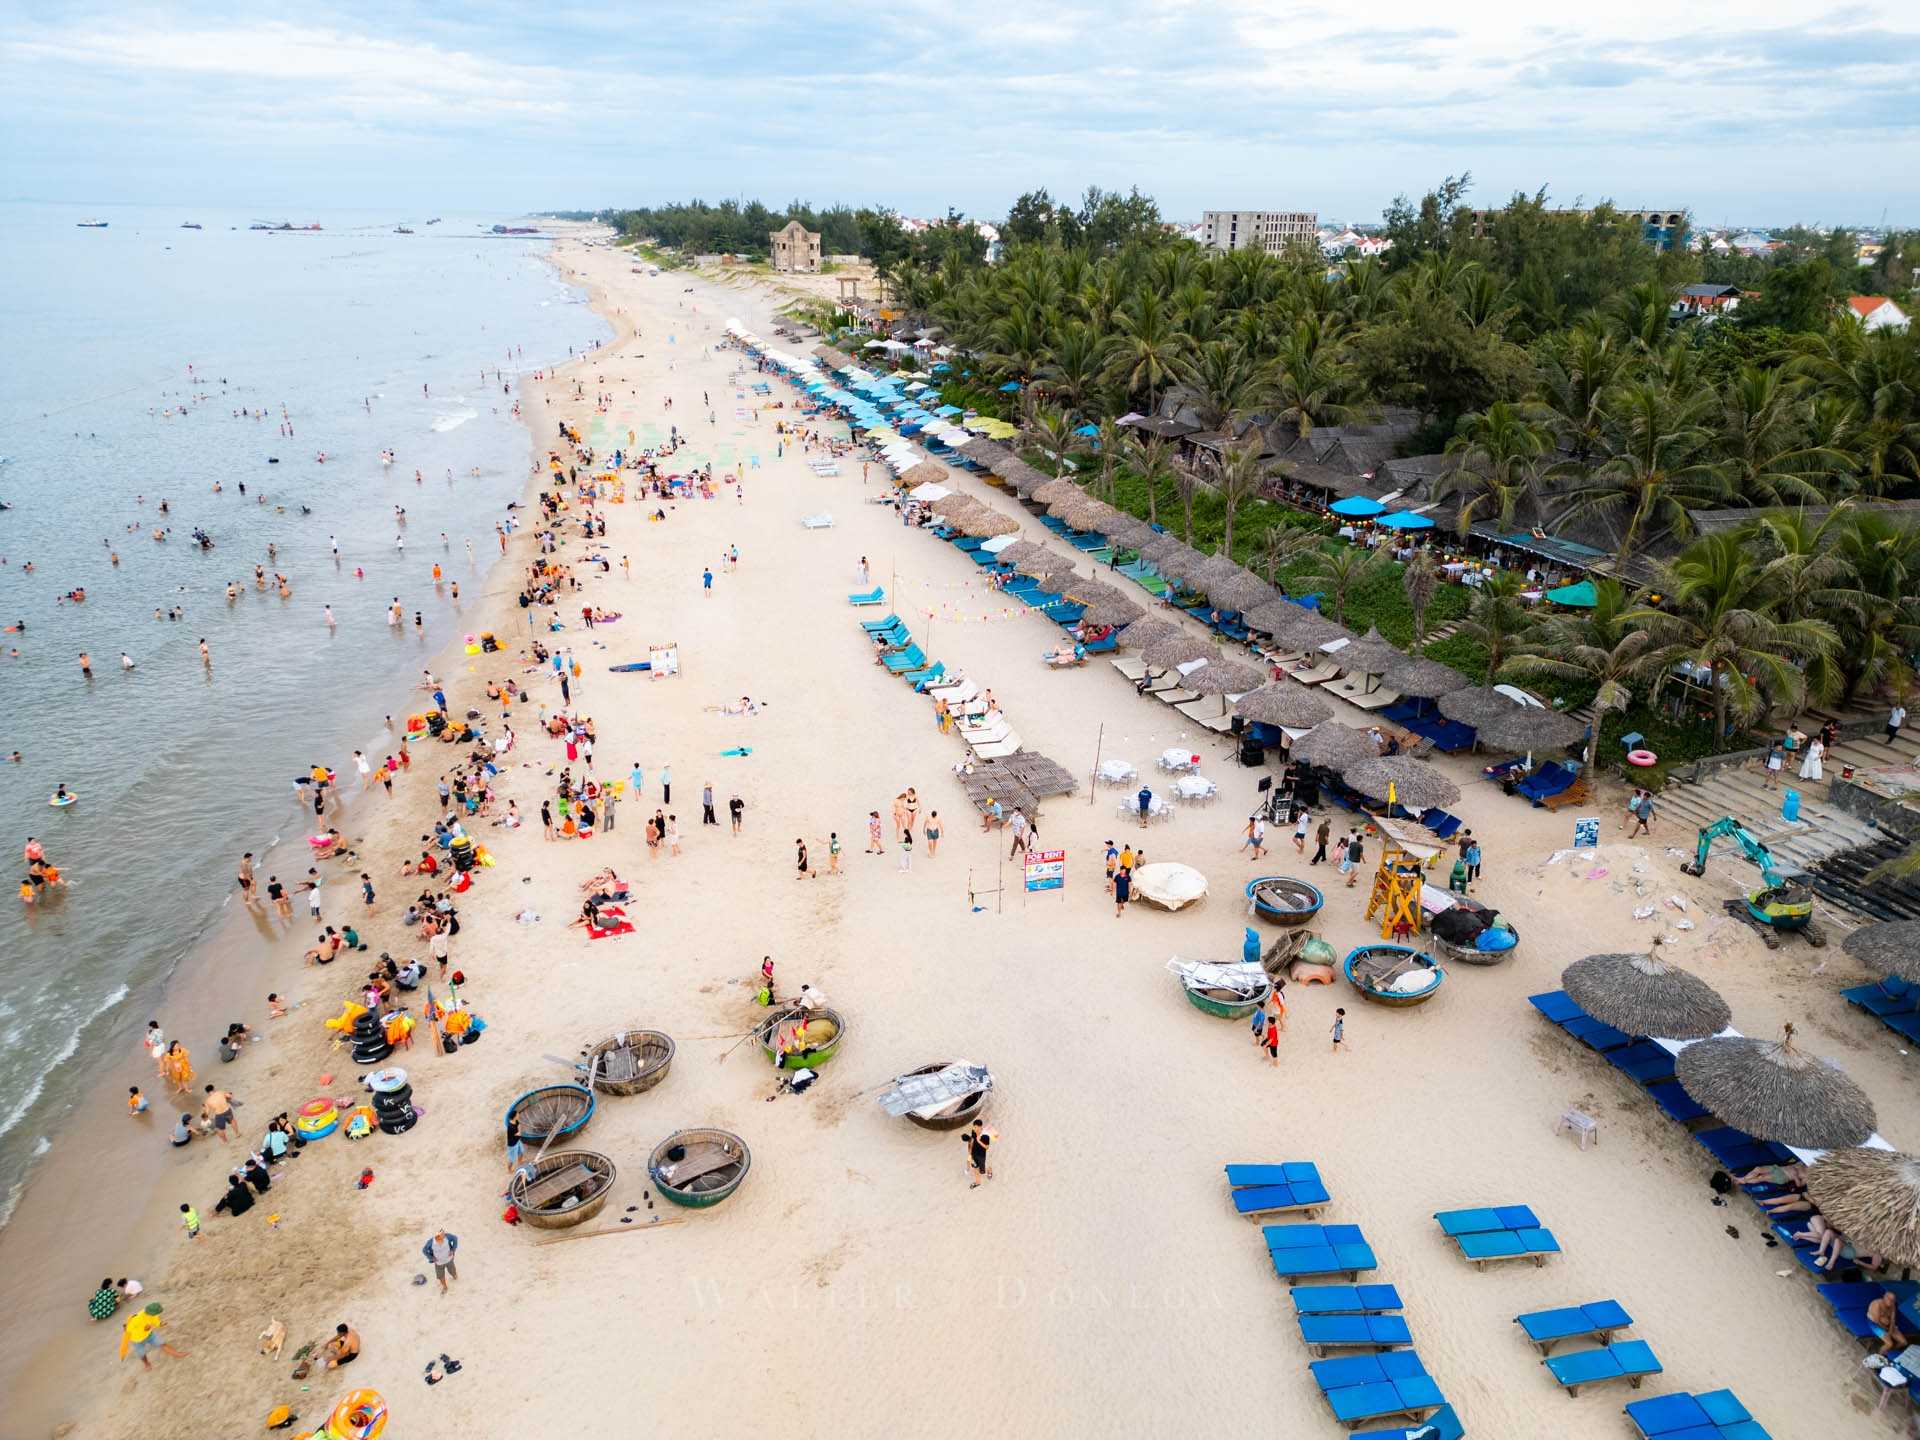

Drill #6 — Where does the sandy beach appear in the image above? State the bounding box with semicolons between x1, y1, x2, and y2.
14;229;1913;1440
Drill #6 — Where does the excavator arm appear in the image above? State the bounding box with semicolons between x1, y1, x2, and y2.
1681;816;1791;885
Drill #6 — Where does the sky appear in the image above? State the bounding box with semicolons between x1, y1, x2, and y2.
2;1;1917;227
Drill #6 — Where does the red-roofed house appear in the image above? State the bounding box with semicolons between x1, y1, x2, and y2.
1847;295;1910;332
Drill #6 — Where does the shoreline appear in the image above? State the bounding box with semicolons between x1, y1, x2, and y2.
0;226;623;1435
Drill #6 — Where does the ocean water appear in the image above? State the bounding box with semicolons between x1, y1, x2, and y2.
0;203;607;1217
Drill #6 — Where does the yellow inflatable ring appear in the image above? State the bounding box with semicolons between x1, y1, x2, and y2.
328;1388;388;1439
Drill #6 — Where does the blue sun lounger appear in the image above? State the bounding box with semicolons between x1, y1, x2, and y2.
1541;1339;1662;1395
1350;1401;1464;1440
859;612;902;633
1291;1283;1404;1316
1625;1387;1771;1439
1434;1206;1561;1268
903;663;946;688
1528;991;1584;1024
1645;1081;1710;1125
1298;1312;1415;1356
1225;1161;1329;1218
1514;1300;1634;1355
847;586;885;606
1265;1222;1378;1281
1606;1041;1678;1086
1816;1280;1920;1342
881;645;927;673
1311;1350;1446;1426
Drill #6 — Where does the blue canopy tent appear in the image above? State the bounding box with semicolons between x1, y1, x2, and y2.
1328;496;1386;518
1377;511;1436;531
936;404;964;417
1546;580;1599;607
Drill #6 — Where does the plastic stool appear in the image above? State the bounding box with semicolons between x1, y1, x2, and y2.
1555;1109;1599;1150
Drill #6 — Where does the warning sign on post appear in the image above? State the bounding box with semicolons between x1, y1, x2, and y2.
1024;848;1065;892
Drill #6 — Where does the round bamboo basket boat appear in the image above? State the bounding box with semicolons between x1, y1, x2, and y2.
896;1062;990;1131
650;1128;751;1209
1432;924;1520;967
504;1083;595;1143
509;1149;616;1229
1245;876;1325;928
1343;945;1445;1007
583;1029;675;1096
757;1007;846;1070
1181;974;1274;1020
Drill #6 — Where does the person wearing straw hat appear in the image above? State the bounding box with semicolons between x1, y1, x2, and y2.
119;1302;187;1370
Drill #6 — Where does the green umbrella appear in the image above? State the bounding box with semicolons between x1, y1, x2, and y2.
1545;580;1598;608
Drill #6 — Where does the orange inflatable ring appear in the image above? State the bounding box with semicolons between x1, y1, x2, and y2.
1627;749;1657;767
298;1097;335;1120
328;1388;388;1439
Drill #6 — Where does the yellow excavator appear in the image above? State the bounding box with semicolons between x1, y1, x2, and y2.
1680;817;1826;948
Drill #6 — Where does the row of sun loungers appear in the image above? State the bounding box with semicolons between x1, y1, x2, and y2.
854;611;1025;759
1841;975;1920;1048
1531;986;1914;1367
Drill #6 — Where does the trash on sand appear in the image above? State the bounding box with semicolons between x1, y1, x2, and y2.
1665;895;1689;911
1633;904;1657;920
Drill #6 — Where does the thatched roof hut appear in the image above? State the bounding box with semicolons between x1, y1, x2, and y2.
1561;953;1731;1040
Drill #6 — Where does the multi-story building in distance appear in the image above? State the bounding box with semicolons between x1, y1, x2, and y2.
1200;210;1319;254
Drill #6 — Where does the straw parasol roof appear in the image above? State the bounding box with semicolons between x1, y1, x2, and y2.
1073;499;1125;532
998;540;1050;570
1106;515;1157;547
1291;722;1380;770
1117;618;1181;651
1061;576;1125;606
1561;953;1732;1040
1342;756;1461;810
928;493;981;519
900;461;947;488
1000;458;1050;496
1674;1024;1878;1150
1031;477;1079;504
1805;1148;1920;1267
1082;596;1145;628
1142;633;1219;669
1332;626;1404;676
957;508;1020;538
1212;572;1282;614
1473;705;1588;753
1234;683;1334;729
1194;553;1244;585
1243;600;1300;634
1183;657;1266;696
1439;686;1526;728
1274;610;1355;651
1386;654;1470;699
1841;922;1920;984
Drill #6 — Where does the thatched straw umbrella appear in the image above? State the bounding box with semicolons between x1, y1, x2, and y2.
1083;596;1145;628
1061;576;1125;606
1841;922;1920;984
1212;572;1282;614
1805;1148;1920;1267
1183;657;1266;696
1342;756;1462;810
998;540;1050;570
1561;953;1732;1040
1290;722;1380;771
1072;499;1125;533
1106;515;1157;548
1049;499;1105;532
1117;618;1182;651
1031;477;1079;505
1439;686;1527;729
900;460;948;488
1142;633;1219;669
960;438;1011;470
1000;459;1050;496
957;508;1020;538
1234;684;1334;729
1474;705;1587;753
1243;600;1301;634
1331;625;1403;677
1386;654;1470;699
1674;1024;1878;1150
928;493;980;519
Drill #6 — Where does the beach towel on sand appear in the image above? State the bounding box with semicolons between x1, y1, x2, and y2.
587;904;635;941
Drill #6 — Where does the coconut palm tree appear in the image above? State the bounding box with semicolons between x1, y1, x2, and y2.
1744;505;1867;706
1440;401;1550;532
1209;436;1270;559
1105;293;1189;417
1626;532;1838;740
1830;509;1920;699
1505;579;1655;769
1039;321;1109;414
1260;520;1324;586
1167;457;1204;544
1788;325;1920;493
1715;367;1851;507
1121;432;1175;530
1174;340;1271;433
986;304;1053;382
1401;550;1440;646
1456;571;1535;682
1270;320;1356;436
1017;400;1079;474
1558;380;1727;572
1294;545;1383;626
1532;326;1624;468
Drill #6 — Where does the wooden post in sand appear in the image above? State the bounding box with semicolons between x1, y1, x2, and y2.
1088;723;1104;804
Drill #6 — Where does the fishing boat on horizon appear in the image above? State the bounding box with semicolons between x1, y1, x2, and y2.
76;219;108;228
395;226;414;234
180;222;202;230
424;217;442;225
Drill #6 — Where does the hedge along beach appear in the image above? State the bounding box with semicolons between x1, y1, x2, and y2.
8;225;1905;1439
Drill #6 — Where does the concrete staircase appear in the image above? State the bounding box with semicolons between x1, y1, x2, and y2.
1658;761;1884;878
